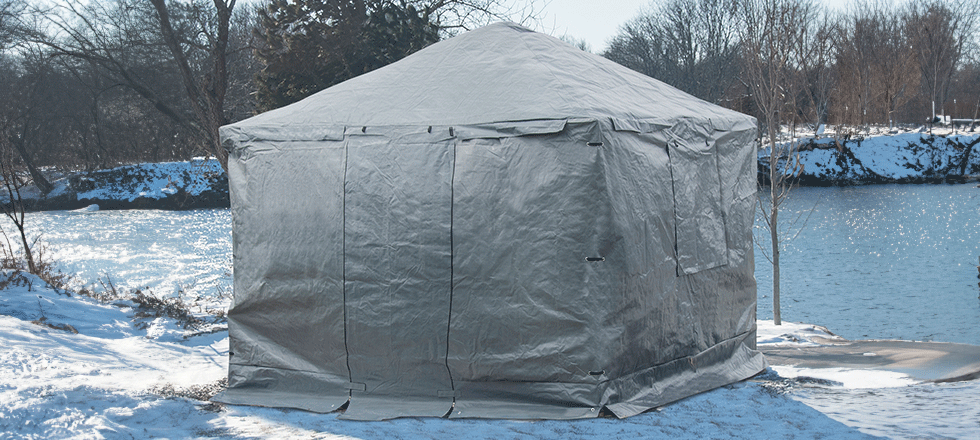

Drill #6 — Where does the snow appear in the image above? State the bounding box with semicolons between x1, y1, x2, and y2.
72;204;100;213
756;321;917;389
0;272;229;439
801;133;976;180
761;126;980;185
2;270;976;438
772;366;917;389
73;159;223;202
756;320;846;346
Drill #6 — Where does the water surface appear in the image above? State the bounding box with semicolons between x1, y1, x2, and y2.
754;184;980;344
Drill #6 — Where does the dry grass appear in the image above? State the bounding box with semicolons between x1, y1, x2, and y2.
76;275;207;330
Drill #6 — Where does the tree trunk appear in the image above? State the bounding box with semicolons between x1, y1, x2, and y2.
10;137;53;195
972;97;979;132
19;223;36;274
770;136;781;326
149;0;232;172
771;207;780;325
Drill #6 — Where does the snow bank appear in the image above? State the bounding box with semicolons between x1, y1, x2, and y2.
13;159;229;211
71;160;223;203
762;132;980;185
71;204;99;213
772;366;917;389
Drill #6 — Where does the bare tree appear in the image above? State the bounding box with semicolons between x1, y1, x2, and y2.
558;34;592;53
223;4;261;122
0;8;45;273
795;10;837;128
833;6;878;127
604;0;744;106
905;0;979;124
741;0;819;325
953;59;980;130
834;1;918;129
876;7;919;129
604;16;668;84
0;63;55;194
31;0;239;171
149;0;235;169
0;0;20;48
420;0;545;35
0;1;60;193
0;132;39;274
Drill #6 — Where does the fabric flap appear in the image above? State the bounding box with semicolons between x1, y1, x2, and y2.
610;117;671;133
221;124;346;144
455;119;567;140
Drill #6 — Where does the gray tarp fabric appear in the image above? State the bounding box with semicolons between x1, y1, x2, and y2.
214;22;766;420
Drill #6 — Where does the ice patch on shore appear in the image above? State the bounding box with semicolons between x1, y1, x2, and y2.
756;320;847;346
772;366;917;389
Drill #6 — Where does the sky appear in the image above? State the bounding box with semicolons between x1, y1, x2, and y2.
539;0;852;53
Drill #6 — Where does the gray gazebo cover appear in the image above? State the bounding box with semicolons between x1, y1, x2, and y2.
215;22;765;420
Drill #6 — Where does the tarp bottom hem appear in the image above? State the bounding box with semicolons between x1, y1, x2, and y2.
340;394;454;421
605;331;768;418
212;389;349;414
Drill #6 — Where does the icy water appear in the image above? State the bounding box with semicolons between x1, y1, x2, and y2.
754;184;980;345
792;380;980;439
9;183;980;344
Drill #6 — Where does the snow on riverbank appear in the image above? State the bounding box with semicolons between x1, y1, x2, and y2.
70;159;224;203
13;159;229;211
763;130;980;185
1;274;975;438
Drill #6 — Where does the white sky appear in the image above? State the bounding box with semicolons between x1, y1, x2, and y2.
539;0;852;52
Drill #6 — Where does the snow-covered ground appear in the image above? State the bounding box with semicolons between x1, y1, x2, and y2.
1;273;977;439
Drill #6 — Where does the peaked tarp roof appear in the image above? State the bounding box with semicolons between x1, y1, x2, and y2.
233;22;747;129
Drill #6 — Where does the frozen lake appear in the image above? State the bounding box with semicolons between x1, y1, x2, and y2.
12;182;980;345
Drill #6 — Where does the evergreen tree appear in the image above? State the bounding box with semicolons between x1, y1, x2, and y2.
255;0;439;111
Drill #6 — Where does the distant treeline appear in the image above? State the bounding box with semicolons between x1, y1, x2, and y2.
604;0;980;132
0;0;977;177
